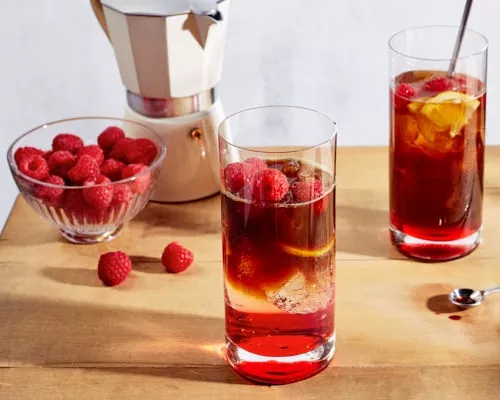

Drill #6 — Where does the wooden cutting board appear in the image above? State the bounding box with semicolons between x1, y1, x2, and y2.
1;147;499;399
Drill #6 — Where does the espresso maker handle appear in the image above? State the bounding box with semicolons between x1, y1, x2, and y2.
90;0;110;40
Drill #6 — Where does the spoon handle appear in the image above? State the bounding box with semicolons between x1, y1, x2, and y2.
482;286;500;296
448;0;474;77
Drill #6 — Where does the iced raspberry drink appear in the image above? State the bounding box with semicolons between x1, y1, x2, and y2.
218;106;337;384
389;27;488;261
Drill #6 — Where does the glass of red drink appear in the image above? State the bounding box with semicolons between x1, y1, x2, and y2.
389;26;488;261
218;106;337;384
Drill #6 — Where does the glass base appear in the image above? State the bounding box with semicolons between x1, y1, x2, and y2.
225;334;335;385
390;226;482;262
59;224;124;244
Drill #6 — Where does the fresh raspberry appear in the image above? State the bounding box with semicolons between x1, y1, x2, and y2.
109;137;134;162
77;145;104;166
223;162;256;193
47;150;76;178
161;242;194;273
424;76;453;92
43;150;54;160
124;138;158;165
394;83;416;110
100;158;126;181
121;163;150;194
63;190;93;224
67;155;100;185
252;168;289;203
97;251;132;287
291;179;324;202
243;157;267;171
97;126;125;152
14;146;45;165
82;175;114;209
18;154;50;181
110;184;132;208
34;175;65;205
52;133;84;154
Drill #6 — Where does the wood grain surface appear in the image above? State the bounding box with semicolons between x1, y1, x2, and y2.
1;147;499;399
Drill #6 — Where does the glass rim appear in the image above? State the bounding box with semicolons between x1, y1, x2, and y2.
388;24;489;62
218;105;338;154
6;116;167;189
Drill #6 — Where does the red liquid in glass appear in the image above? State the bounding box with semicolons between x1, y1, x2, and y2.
390;71;485;260
222;159;335;384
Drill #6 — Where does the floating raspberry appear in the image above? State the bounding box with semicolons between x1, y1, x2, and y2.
52;133;84;154
47;150;76;179
124;138;158;165
110;184;132;208
67;155;100;185
243;157;267;171
18;154;50;181
424;76;453;93
98;251;132;286
109;137;134;162
223;162;256;193
121;163;150;194
77;145;104;166
252;168;289;203
291;179;324;202
97;126;125;152
14;146;45;165
34;175;65;205
82;175;114;209
394;83;416;110
100;158;126;181
161;242;194;273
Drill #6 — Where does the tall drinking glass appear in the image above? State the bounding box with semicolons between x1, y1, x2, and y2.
389;26;488;261
218;106;337;384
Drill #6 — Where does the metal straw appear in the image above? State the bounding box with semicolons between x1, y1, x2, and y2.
448;0;474;77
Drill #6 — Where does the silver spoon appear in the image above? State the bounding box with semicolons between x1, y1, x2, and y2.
448;0;474;77
449;286;500;308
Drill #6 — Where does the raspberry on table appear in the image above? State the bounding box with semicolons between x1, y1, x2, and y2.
18;154;50;181
100;158;126;181
77;145;104;166
394;83;416;110
82;175;114;209
291;179;324;202
124;138;158;166
424;76;453;92
52;133;84;154
121;163;150;194
109;137;134;162
252;168;289;203
161;242;194;273
98;126;125;152
67;155;100;185
14;146;45;165
47;150;76;179
34;175;65;205
98;251;132;287
223;162;256;193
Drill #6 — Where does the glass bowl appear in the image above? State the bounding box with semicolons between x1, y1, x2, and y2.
7;117;166;244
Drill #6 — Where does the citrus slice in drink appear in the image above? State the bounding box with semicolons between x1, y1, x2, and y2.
278;237;335;258
418;91;480;137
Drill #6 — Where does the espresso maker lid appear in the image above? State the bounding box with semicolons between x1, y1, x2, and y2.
99;0;230;100
101;0;223;18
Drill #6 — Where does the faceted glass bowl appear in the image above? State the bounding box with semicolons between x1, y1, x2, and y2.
7;117;166;244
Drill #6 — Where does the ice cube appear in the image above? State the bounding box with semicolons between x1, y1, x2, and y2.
264;269;333;314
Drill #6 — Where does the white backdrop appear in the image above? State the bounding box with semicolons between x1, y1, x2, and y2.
0;0;498;230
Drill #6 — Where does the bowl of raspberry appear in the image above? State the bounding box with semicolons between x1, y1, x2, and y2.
7;117;166;244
